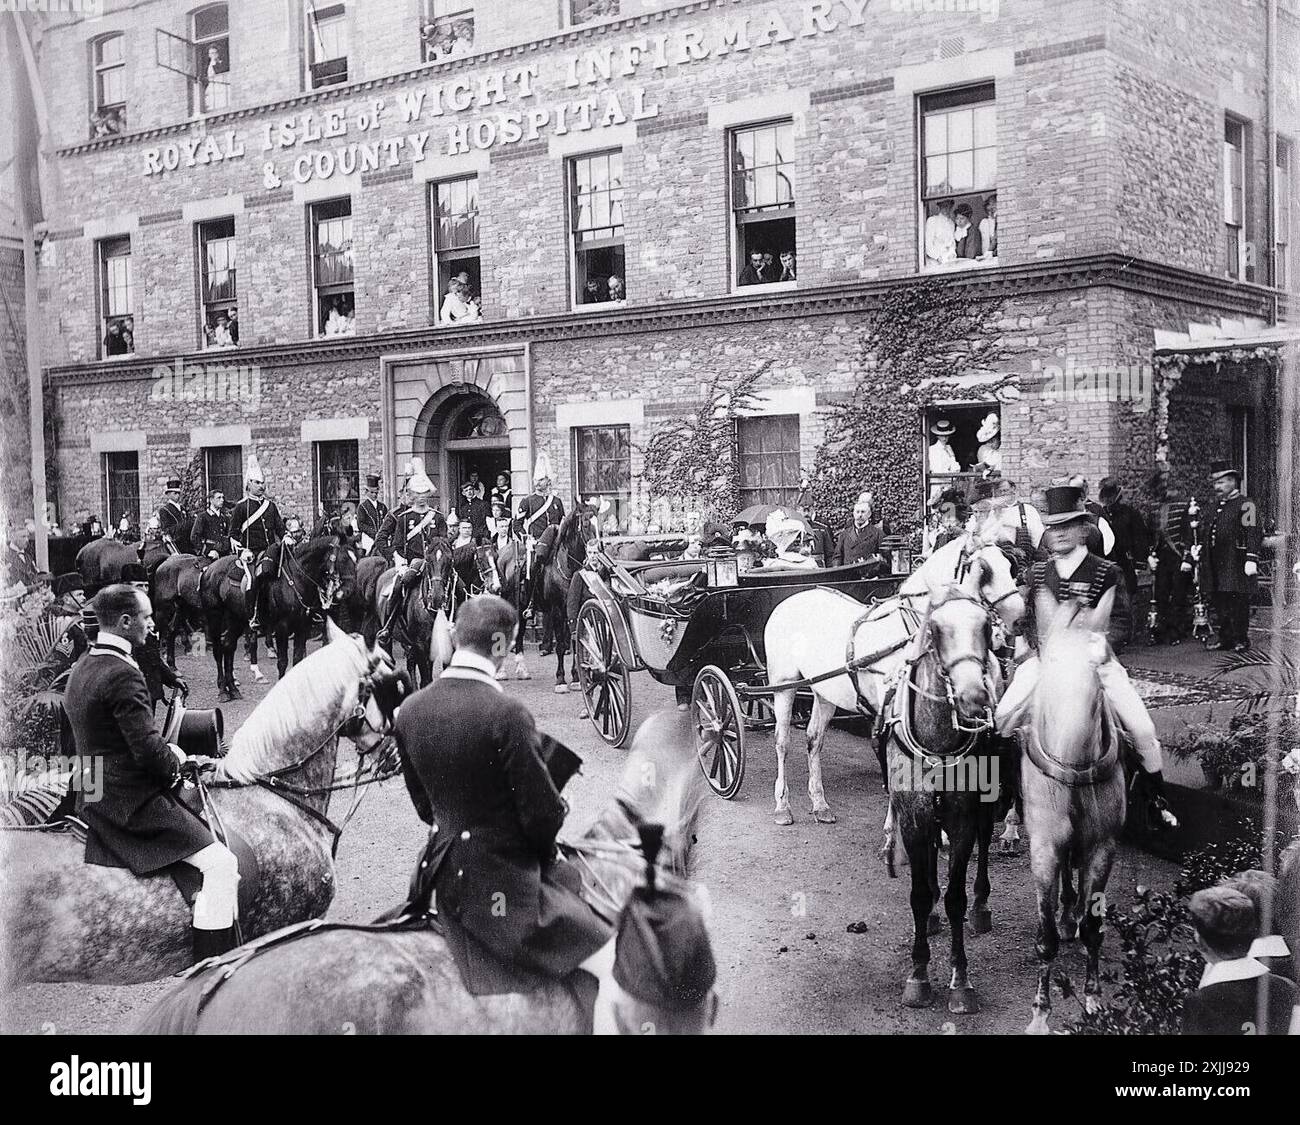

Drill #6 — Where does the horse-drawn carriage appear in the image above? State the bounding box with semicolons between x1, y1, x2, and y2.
573;551;902;798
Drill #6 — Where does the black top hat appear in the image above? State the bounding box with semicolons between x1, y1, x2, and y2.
1209;459;1240;482
968;478;1001;507
52;572;84;597
365;473;381;489
1041;485;1089;526
930;419;956;437
164;477;182;492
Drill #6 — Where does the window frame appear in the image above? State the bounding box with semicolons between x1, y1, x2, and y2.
728;119;798;295
91;32;127;135
197;216;238;349
917;83;998;275
305;0;349;90
1276;137;1291;291
920;402;999;504
98;236;133;359
103;450;140;533
315;439;360;518
1224;116;1247;280
568;148;627;310
202;445;243;509
735;414;802;509
421;0;474;63
430;175;481;324
572;424;632;533
309;197;355;337
567;0;620;28
191;3;232;115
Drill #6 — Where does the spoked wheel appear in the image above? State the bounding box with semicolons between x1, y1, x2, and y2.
576;599;632;747
692;665;745;800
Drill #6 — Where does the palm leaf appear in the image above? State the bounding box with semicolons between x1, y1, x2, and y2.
1211;649;1299;713
11;615;78;671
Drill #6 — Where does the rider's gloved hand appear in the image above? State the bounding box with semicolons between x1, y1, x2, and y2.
207;550;219;560
176;678;190;699
1147;554;1159;572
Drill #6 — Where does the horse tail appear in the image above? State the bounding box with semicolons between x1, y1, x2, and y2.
430;608;453;673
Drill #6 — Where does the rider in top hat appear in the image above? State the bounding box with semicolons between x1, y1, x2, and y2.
994;485;1177;830
515;454;566;653
376;458;448;651
356;473;389;555
64;583;240;962
228;454;287;633
155;476;189;553
1199;460;1261;652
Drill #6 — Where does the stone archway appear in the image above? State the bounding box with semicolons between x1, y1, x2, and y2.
382;346;530;503
415;387;512;504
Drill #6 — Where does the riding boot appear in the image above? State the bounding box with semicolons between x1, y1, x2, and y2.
246;573;262;631
377;587;406;650
1139;768;1178;832
192;924;239;963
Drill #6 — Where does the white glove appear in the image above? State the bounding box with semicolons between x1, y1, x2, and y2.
1244;560;1257;577
1190;544;1202;561
1147;555;1159;571
207;550;219;560
1180;560;1193;573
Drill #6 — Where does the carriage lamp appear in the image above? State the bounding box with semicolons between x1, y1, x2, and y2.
706;550;738;588
735;547;757;575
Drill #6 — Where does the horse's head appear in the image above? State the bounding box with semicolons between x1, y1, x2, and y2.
1032;585;1113;762
326;530;358;606
925;560;998;726
475;545;501;595
420;537;453;610
962;537;1026;637
334;622;411;754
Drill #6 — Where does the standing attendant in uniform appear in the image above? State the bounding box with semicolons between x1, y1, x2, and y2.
228;455;286;633
514;454;565;655
376;459;448;650
1145;470;1193;645
190;491;232;561
355;473;389;556
64;584;239;961
155;477;189;554
1201;460;1261;651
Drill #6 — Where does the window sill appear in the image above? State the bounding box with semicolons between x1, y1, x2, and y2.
435;315;485;328
102;352;135;361
202;342;240;352
731;280;797;295
922;256;1000;274
571;299;627;313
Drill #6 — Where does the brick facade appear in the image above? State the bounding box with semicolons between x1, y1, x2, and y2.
20;0;1300;533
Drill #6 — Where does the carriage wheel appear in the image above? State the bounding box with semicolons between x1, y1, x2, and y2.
576;600;632;748
693;665;746;800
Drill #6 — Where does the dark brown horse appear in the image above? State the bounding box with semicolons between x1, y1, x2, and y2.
75;536;139;592
368;537;455;686
494;532;533;681
883;566;1007;1015
534;510;593;693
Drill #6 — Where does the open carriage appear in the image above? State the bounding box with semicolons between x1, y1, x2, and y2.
574;551;902;798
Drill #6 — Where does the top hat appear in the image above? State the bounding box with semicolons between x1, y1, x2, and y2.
536;733;583;792
968;477;1003;508
976;413;1000;443
52;572;84;598
162;698;225;758
930;419;956;437
164;477;182;492
1041;485;1089;526
1209;459;1241;481
365;473;381;490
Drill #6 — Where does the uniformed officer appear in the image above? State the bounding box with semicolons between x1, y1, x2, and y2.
155;476;189;553
65;584;239;961
1200;459;1262;652
514;454;565;652
377;459;448;650
190;490;231;561
356;473;389;554
1145;470;1193;645
995;486;1176;829
228;455;286;632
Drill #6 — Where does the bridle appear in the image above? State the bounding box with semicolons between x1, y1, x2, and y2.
280;538;341;613
897;587;998;740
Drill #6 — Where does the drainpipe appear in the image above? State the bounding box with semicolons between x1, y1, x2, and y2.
1266;0;1278;322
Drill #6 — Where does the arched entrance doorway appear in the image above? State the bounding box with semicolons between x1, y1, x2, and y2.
417;387;512;506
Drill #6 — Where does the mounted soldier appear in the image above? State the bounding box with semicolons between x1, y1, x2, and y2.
1201;459;1262;652
994;485;1177;831
356;473;389;556
64;583;240;961
376;458;448;650
515;454;565;654
228;454;286;633
190;490;231;562
154;477;188;553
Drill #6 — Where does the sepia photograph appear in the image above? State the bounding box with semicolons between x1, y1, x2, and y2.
0;0;1297;1094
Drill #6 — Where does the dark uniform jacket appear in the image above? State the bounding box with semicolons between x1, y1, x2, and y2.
155;500;189;552
1206;492;1263;595
64;637;210;874
1182;971;1297;1035
190;508;232;557
514;492;564;540
395;671;611;983
135;632;181;707
832;523;885;568
459;496;491;542
228;495;286;556
1022;552;1120;650
1101;500;1150;569
356;496;389;544
1149;497;1193;566
377;505;448;563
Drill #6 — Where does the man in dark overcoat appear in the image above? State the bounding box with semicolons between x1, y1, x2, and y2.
1201;460;1262;651
394;594;618;1027
63;584;238;960
831;492;887;572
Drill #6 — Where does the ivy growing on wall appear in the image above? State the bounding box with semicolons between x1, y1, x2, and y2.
808;279;1020;537
181;449;206;520
637;359;770;525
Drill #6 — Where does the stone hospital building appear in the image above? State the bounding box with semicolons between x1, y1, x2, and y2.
22;0;1300;536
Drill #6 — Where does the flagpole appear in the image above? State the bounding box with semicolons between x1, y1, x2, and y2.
7;14;48;574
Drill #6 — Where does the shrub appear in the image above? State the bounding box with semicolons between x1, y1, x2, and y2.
1166;712;1300;790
